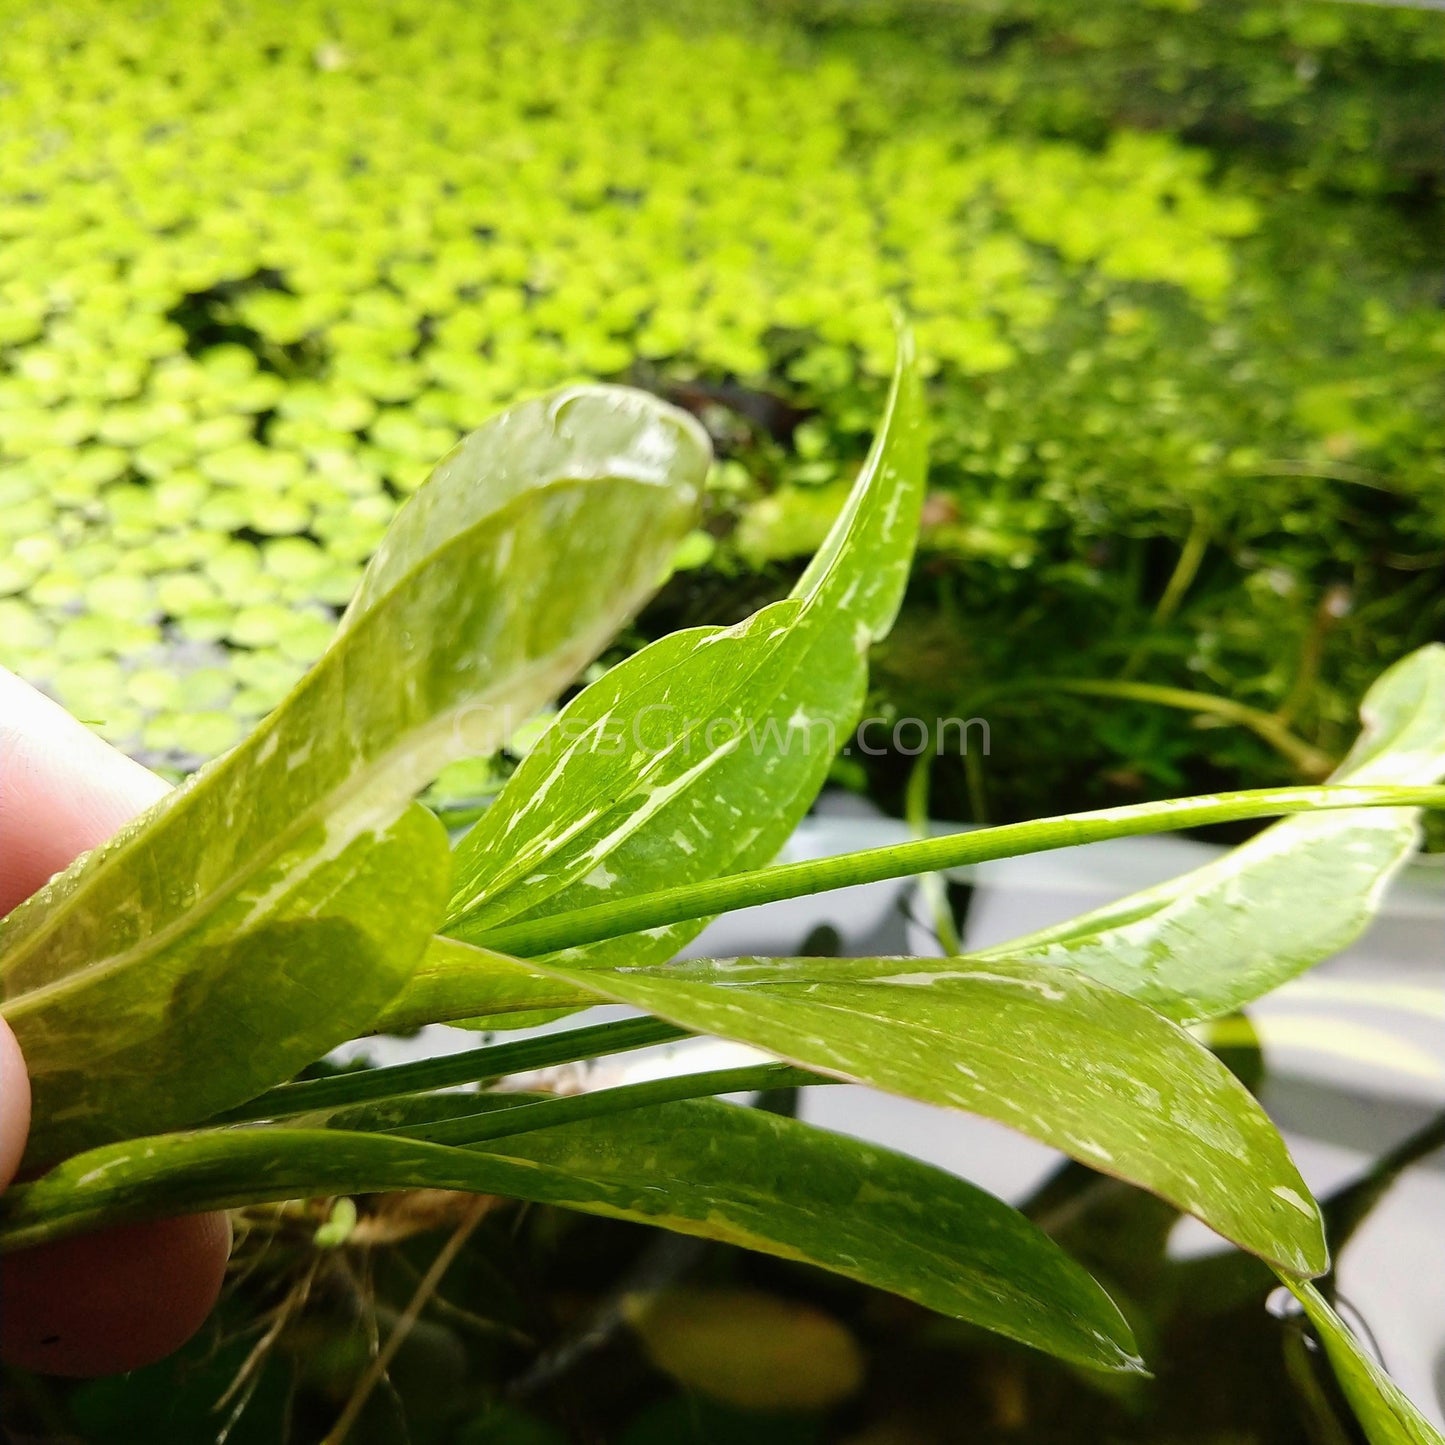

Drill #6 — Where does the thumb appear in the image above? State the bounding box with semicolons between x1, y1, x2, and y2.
0;1015;31;1192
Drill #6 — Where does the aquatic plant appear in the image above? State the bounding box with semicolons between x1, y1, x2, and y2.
3;346;1443;1441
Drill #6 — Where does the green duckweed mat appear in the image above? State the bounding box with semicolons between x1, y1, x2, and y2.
1;0;1442;818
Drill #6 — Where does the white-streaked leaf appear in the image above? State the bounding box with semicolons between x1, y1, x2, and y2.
1283;1279;1445;1445
531;952;1328;1275
372;937;598;1034
438;331;925;977
977;645;1445;1023
0;388;708;1163
0;1098;1143;1374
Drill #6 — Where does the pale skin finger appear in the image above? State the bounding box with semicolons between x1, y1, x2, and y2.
0;667;231;1376
0;1019;27;1195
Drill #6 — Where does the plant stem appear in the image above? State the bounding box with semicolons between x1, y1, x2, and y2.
215;1016;689;1124
1277;585;1343;728
1153;512;1212;628
1122;510;1211;677
456;784;1445;959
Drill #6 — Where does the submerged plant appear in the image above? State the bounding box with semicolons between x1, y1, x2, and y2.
2;338;1443;1442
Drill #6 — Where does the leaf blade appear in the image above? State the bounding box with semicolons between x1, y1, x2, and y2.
6;804;450;1160
531;952;1329;1275
372;937;600;1034
1;387;708;1161
978;645;1445;1023
441;330;926;971
0;1101;1143;1374
1284;1279;1445;1445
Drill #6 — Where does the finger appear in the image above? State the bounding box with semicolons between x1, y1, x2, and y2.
0;668;231;1375
0;1017;29;1192
0;667;170;916
0;1213;231;1376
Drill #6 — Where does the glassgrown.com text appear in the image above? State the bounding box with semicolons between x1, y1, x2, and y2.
450;705;991;760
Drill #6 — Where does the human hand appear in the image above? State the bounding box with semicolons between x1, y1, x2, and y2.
0;667;230;1375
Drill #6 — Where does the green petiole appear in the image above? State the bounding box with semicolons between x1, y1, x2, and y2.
456;784;1445;959
215;1015;690;1124
382;1063;825;1148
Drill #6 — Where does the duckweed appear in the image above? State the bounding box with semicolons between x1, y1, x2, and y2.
0;0;1440;814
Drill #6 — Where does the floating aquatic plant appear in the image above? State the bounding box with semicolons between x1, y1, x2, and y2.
0;0;1441;815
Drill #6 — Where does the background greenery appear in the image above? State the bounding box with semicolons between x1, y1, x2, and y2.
2;0;1442;821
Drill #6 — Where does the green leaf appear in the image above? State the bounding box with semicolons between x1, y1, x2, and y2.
976;645;1445;1023
0;387;708;1164
12;803;451;1165
530;953;1328;1275
0;1099;1143;1374
1282;1280;1445;1445
439;329;925;974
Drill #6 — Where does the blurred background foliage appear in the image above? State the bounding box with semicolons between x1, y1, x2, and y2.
1;0;1443;823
